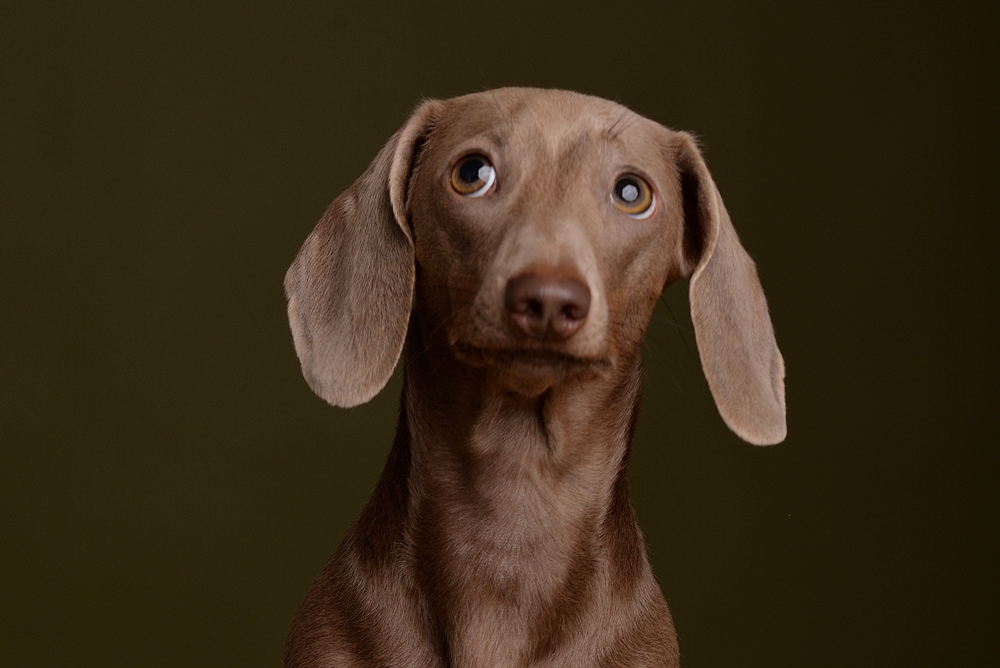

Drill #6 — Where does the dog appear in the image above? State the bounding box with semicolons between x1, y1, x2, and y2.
283;87;786;667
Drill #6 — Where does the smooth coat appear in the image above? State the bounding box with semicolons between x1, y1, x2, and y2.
283;88;786;667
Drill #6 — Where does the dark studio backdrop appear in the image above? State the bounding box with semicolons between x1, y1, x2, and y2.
2;1;997;666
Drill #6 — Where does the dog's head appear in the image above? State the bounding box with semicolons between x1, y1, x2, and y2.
285;88;785;445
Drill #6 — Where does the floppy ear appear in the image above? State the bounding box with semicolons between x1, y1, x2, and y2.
284;101;441;407
675;133;787;445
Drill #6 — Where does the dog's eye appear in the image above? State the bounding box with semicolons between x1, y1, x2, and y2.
451;155;496;197
611;175;655;219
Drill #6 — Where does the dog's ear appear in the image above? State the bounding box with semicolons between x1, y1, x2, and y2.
285;101;441;407
674;132;786;445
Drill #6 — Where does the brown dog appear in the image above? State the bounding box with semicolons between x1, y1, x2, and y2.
284;88;786;667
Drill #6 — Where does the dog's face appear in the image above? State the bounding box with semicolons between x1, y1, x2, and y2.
406;90;691;394
286;88;786;444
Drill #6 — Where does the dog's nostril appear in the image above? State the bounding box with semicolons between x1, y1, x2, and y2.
561;303;586;320
504;272;591;341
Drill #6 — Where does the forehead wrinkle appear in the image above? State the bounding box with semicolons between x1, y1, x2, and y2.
548;124;630;181
475;99;648;211
606;107;640;141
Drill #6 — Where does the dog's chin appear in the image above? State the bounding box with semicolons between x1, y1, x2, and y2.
452;343;611;397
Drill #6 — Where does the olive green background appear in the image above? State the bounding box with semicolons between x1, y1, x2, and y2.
2;1;997;666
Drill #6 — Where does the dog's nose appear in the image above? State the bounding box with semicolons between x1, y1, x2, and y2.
504;272;591;341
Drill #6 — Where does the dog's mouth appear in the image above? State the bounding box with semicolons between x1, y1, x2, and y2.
453;342;611;379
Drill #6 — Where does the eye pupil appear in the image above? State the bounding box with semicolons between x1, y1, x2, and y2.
459;158;484;184
621;184;638;202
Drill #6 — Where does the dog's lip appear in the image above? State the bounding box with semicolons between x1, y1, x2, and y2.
453;342;611;371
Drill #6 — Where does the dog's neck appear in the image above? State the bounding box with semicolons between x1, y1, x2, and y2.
346;310;661;662
403;325;644;562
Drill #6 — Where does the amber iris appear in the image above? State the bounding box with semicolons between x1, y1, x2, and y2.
451;154;496;196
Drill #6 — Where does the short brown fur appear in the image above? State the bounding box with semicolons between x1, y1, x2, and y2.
284;88;785;667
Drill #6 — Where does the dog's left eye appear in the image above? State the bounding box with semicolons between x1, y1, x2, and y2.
451;155;496;197
611;175;655;219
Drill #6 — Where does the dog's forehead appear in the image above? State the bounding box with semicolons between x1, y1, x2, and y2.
434;89;660;158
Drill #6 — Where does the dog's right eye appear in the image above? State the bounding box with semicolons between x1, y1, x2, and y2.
611;174;655;219
451;155;496;197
